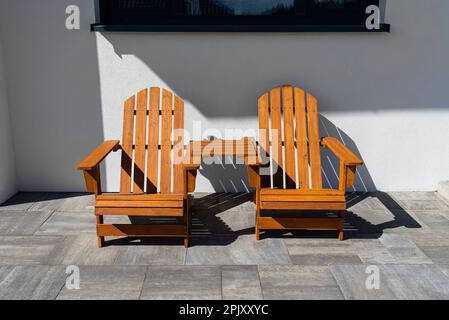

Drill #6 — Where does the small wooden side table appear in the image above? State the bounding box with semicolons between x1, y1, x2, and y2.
188;138;259;165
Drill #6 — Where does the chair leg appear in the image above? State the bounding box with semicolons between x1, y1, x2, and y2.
255;209;261;241
338;210;345;241
255;190;261;241
96;215;105;248
255;225;261;241
97;236;105;248
184;201;189;248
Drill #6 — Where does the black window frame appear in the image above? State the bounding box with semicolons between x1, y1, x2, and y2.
95;0;386;32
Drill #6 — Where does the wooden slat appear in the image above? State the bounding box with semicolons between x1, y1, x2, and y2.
261;195;344;202
133;89;148;193
258;93;270;187
97;224;187;237
257;217;343;230
260;188;343;196
270;87;283;189
146;87;160;194
96;193;184;201
160;89;173;194
96;207;183;216
96;200;183;208
133;110;174;116
294;88;309;190
173;96;185;193
120;95;135;193
307;93;323;190
192;139;258;158
260;201;346;210
282;85;296;189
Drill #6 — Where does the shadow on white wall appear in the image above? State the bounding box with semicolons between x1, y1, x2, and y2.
96;31;381;192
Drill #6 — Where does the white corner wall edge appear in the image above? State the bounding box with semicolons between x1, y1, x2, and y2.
0;37;17;203
437;181;449;204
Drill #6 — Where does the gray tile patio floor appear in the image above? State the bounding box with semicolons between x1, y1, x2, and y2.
1;191;449;300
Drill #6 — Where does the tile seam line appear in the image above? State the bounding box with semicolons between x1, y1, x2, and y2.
137;266;149;300
328;265;349;300
54;265;69;301
220;265;224;300
32;209;57;235
256;265;265;300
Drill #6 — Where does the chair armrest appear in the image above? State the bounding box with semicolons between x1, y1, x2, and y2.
321;137;363;166
76;140;120;171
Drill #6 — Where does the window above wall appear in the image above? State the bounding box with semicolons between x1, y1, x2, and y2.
93;0;390;32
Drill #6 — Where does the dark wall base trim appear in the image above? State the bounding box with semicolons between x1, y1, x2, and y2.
91;24;390;33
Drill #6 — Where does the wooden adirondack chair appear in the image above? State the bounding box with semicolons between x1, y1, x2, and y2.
76;88;199;248
245;85;363;241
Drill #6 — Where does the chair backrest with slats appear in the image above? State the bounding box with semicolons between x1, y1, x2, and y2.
258;85;323;190
120;87;185;194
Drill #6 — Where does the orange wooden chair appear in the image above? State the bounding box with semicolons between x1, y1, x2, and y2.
77;88;199;248
246;85;363;241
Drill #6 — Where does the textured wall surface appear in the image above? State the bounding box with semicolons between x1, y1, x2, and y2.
0;37;16;202
0;0;448;194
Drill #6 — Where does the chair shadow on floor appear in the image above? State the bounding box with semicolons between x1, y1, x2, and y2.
0;190;422;246
106;192;256;247
344;191;422;237
262;191;422;240
106;191;422;246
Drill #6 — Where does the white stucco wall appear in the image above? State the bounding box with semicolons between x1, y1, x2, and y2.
0;0;448;194
0;36;17;203
0;0;103;193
